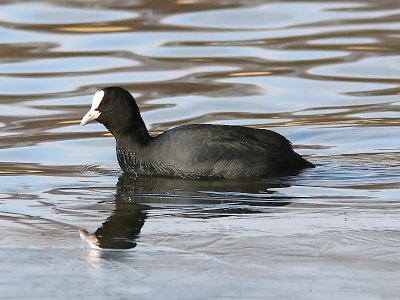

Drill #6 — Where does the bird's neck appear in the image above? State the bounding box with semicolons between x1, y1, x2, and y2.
106;116;151;148
115;128;151;148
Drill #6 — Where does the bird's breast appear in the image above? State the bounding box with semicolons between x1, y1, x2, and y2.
116;147;139;174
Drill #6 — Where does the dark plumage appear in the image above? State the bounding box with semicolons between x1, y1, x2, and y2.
81;87;314;179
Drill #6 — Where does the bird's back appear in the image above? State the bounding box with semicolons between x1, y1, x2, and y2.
119;124;312;178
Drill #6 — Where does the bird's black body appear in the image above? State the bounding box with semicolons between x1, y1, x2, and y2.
82;87;314;179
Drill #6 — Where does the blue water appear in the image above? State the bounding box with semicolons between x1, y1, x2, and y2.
1;1;400;299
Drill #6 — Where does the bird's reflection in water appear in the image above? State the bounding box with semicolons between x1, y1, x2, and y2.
80;175;152;250
80;173;295;250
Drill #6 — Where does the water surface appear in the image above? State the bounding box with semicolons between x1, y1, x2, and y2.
1;1;400;299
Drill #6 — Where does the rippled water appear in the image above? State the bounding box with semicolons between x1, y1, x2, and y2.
1;1;400;299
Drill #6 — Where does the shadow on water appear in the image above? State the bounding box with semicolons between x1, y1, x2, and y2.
80;173;295;249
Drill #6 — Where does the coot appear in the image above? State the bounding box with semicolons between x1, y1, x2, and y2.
81;87;314;178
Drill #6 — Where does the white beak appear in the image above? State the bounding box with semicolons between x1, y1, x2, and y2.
80;109;101;126
81;90;105;126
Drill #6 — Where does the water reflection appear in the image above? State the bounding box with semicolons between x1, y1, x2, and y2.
80;174;292;249
79;203;147;250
